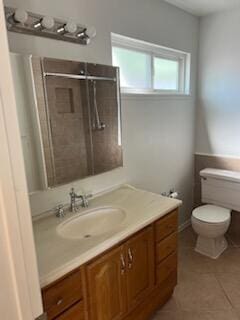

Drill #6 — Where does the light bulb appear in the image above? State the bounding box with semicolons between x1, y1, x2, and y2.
65;21;77;34
57;21;77;34
85;26;96;39
14;8;28;24
41;16;54;29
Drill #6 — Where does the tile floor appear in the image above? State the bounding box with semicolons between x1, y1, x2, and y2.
152;226;240;320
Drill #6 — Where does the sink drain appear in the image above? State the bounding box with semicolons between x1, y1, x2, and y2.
84;234;91;238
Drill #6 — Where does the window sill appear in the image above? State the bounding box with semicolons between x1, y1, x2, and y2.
121;91;192;100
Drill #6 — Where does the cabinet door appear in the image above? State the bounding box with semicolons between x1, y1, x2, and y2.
86;246;127;320
126;226;154;310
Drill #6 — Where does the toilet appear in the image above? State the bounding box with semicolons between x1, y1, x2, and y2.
192;168;240;259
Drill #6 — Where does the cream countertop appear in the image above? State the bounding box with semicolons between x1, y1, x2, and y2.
33;185;182;288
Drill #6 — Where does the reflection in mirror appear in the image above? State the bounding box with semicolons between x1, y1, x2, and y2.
11;54;123;192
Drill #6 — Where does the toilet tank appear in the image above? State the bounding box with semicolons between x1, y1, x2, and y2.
200;168;240;211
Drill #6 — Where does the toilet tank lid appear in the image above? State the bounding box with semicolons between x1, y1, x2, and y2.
200;168;240;183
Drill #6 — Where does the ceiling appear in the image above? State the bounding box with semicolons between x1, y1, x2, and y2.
164;0;240;16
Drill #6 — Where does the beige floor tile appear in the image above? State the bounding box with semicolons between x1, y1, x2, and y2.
216;273;240;309
178;247;216;274
151;311;183;320
234;309;240;319
213;248;240;273
227;212;240;247
181;309;239;320
226;234;235;247
174;272;232;311
179;226;197;249
228;233;240;247
159;296;180;312
153;230;240;319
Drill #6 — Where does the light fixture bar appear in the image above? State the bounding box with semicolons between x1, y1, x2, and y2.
4;6;96;45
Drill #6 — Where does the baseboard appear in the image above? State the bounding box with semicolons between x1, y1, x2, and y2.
178;219;191;232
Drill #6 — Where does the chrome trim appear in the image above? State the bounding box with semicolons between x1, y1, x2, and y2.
128;248;133;269
120;253;126;274
56;205;65;218
43;72;116;82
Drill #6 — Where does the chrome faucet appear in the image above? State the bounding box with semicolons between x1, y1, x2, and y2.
69;188;92;212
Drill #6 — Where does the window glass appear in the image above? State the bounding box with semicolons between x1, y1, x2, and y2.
111;33;190;95
153;57;179;90
112;46;151;89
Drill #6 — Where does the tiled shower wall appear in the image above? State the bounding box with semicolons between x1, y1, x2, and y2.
89;80;122;175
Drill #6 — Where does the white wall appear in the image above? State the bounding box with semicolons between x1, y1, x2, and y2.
4;0;199;224
196;9;240;157
0;1;42;317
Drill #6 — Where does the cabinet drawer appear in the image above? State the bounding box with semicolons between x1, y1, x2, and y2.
156;233;177;264
155;210;178;242
42;269;83;319
156;252;177;285
55;301;85;320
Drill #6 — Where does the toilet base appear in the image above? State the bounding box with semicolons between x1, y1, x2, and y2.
195;235;228;259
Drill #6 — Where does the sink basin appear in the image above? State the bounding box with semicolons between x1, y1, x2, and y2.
57;207;126;240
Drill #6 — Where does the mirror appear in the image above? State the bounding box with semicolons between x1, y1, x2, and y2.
11;53;123;191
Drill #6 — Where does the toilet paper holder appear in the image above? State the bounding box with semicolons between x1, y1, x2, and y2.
161;188;179;199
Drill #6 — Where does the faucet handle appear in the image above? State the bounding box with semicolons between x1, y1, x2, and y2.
56;204;65;218
81;193;93;208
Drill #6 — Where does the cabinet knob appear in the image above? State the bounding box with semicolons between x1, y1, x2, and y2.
56;298;63;306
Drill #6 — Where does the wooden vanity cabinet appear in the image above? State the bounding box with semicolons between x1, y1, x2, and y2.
54;301;85;320
42;209;178;320
86;226;154;320
155;210;178;286
125;226;154;311
42;268;84;320
86;245;127;320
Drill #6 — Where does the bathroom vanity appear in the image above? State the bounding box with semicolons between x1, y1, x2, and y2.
34;186;181;320
10;53;181;319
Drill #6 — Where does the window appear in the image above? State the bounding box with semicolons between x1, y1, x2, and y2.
112;33;191;95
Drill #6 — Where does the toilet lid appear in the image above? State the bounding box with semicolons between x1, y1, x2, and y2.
192;205;231;223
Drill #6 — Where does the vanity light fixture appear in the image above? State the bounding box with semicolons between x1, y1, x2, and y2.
33;16;55;30
4;6;96;45
76;28;87;38
76;26;96;44
13;8;28;24
57;21;77;34
86;26;97;39
77;26;97;39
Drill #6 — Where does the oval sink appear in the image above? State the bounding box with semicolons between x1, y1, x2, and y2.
57;207;126;240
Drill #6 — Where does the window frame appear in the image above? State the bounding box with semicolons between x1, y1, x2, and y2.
111;33;191;96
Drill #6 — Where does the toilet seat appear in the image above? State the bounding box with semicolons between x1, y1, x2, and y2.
192;205;231;224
